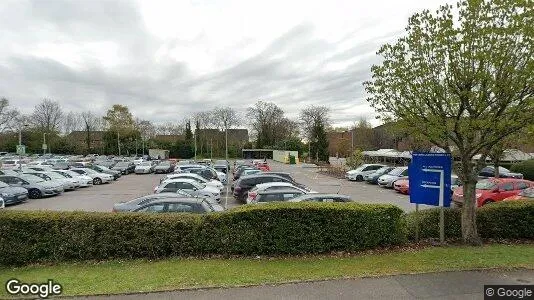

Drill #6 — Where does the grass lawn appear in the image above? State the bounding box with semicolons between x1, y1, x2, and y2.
1;244;534;297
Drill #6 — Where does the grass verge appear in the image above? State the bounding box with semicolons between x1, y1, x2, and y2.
1;244;534;297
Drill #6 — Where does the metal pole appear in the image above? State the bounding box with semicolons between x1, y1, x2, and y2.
194;131;197;160
351;130;354;153
117;131;121;156
225;127;228;161
43;133;46;155
440;206;445;244
415;203;420;242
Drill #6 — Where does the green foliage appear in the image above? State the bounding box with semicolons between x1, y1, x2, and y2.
510;160;534;181
405;201;534;240
346;149;364;169
185;120;193;142
0;203;405;266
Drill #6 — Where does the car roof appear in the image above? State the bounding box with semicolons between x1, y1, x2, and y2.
142;198;204;205
291;193;352;200
163;178;198;183
255;182;293;188
242;174;288;180
257;189;305;195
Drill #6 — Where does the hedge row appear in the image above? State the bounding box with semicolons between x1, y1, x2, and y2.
0;203;405;266
511;159;534;181
405;201;534;240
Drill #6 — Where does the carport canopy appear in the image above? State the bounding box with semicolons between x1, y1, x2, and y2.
242;149;274;159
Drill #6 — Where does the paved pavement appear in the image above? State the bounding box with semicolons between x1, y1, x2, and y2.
77;269;534;300
6;160;431;212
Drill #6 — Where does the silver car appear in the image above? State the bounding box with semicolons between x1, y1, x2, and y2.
0;174;64;199
377;167;409;188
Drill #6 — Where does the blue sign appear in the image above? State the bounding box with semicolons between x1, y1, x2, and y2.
409;152;452;207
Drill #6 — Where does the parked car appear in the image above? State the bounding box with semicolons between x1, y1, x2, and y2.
112;161;136;175
249;189;304;204
153;178;221;202
393;177;410;194
23;171;79;191
135;161;155;174
289;193;353;203
52;170;93;187
185;167;219;181
70;168;113;185
0;174;64;199
246;182;316;203
504;187;534;201
0;169;20;176
452;178;533;207
161;173;224;191
364;166;395;184
377;167;409;188
0;159;26;169
113;192;204;212
215;171;228;185
89;165;121;180
254;162;271;171
154;161;175;174
233;174;297;203
0;180;28;205
346;164;386;181
0;196;4;209
479;166;523;179
241;169;263;177
233;166;258;180
174;164;204;173
51;161;70;170
129;198;224;213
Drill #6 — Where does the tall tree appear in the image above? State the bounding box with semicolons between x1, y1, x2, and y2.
212;106;241;159
364;0;533;245
0;98;20;133
31;99;63;133
80;111;102;154
248;101;295;148
299;105;330;162
103;104;138;155
61;111;82;135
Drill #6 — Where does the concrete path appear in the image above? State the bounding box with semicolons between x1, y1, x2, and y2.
77;269;534;300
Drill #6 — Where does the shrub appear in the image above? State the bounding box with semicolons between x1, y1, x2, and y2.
510;159;534;180
0;203;405;266
405;201;534;240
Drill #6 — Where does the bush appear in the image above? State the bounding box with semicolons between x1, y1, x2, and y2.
405;201;534;240
0;203;405;266
510;159;534;180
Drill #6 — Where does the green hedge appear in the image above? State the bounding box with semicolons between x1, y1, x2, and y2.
510;159;534;180
0;203;405;266
405;201;534;240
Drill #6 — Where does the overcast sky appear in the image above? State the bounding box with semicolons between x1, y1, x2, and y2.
0;0;453;128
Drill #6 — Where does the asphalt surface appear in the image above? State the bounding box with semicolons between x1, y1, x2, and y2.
77;269;534;300
5;160;430;212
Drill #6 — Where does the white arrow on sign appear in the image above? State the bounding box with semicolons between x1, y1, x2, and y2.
421;168;444;207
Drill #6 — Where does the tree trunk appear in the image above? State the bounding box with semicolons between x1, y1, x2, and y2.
460;159;482;246
493;157;500;178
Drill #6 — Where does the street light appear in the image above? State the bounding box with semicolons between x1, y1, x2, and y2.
18;124;29;170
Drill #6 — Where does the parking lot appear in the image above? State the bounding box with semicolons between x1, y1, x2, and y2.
5;160;429;212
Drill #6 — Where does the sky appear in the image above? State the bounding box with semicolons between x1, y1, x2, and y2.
0;0;454;128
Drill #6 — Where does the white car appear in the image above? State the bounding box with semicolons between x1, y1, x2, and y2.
377;167;409;188
0;159;26;169
246;182;317;204
134;161;154;174
52;170;93;187
162;173;224;191
45;171;81;190
216;171;228;185
23;171;79;191
0;196;4;209
154;178;221;202
345;164;386;181
70;168;113;185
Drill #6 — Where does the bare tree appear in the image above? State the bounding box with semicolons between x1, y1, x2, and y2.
156;121;184;136
62;111;82;135
32;99;63;133
0;98;20;133
80;111;103;153
212;106;242;159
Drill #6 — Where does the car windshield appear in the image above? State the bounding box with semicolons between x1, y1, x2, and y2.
519;187;534;198
388;168;405;176
20;174;45;183
46;172;64;180
476;180;497;190
54;171;72;178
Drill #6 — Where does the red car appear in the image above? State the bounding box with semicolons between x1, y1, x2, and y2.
504;187;534;201
393;178;409;194
255;162;271;172
452;178;533;207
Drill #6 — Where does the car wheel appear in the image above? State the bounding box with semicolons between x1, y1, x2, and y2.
482;199;494;206
93;178;102;185
356;175;363;181
28;188;42;199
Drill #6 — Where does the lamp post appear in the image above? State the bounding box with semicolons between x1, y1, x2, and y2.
43;133;47;155
18;124;29;170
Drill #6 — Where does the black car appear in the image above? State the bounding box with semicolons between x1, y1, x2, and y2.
364;167;395;184
112;161;136;175
233;174;295;203
0;180;28;205
233;166;258;180
479;166;523;179
113;192;197;212
186;167;218;181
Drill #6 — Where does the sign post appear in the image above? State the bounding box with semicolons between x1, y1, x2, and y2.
409;153;452;244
